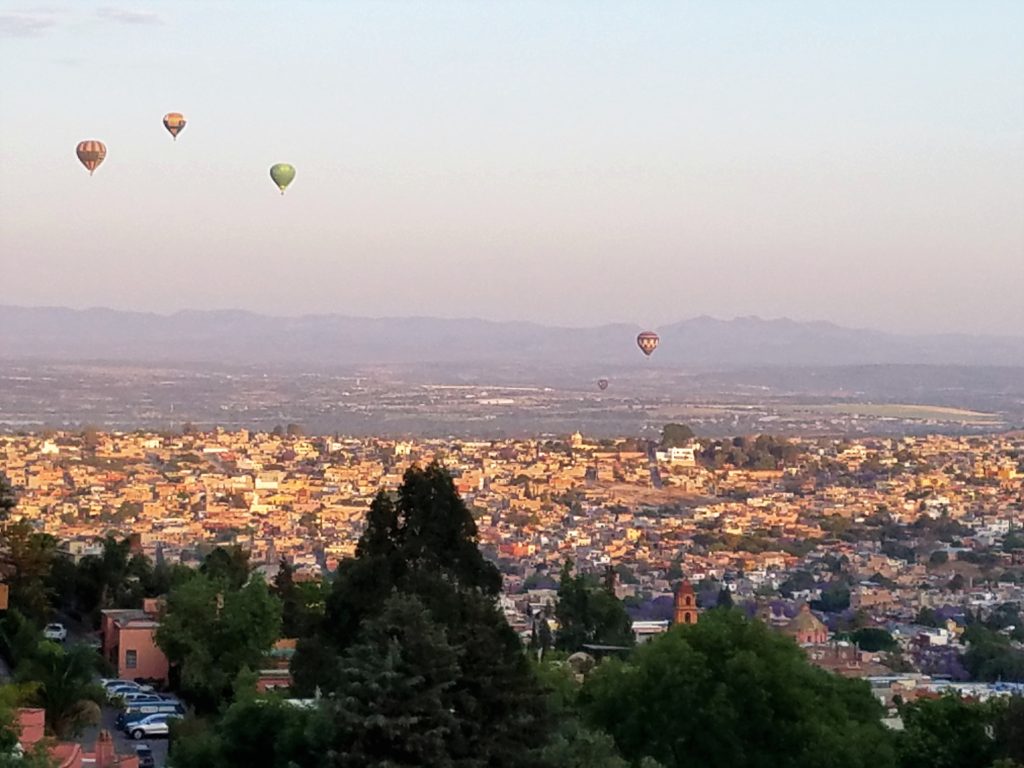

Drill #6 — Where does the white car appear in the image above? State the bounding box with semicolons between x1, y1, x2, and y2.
43;623;67;642
124;712;183;740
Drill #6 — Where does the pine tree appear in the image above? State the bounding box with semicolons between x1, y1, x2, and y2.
293;464;550;765
332;594;462;768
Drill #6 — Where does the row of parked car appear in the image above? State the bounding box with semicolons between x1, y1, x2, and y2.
99;679;185;740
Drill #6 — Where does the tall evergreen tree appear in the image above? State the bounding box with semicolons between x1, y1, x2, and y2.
293;464;549;765
332;594;462;767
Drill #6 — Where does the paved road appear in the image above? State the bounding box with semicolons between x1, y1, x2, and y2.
78;704;169;767
646;441;664;489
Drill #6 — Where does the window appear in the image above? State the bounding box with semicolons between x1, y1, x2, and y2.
125;650;138;670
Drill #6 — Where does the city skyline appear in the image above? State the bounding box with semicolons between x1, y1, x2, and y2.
2;1;1022;335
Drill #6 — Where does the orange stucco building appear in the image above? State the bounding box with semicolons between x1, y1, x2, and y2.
101;600;169;683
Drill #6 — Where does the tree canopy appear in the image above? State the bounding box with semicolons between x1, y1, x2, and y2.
660;424;695;448
199;545;251;591
555;560;633;652
1;522;58;625
156;573;281;712
897;695;1004;768
581;609;895;768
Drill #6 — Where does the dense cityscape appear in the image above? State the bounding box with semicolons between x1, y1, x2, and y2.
2;424;1024;765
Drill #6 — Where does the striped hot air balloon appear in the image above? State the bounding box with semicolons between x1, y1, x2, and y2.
163;112;187;140
76;140;107;175
637;331;659;357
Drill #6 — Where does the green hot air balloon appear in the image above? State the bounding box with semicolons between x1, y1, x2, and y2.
270;163;296;194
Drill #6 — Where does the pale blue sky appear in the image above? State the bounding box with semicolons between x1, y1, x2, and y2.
1;1;1022;334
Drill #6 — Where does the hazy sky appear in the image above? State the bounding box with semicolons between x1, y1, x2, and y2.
1;1;1022;334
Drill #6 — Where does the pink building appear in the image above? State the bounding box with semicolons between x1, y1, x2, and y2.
101;601;170;684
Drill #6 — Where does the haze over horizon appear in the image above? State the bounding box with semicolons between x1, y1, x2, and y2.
2;1;1022;336
5;301;1024;340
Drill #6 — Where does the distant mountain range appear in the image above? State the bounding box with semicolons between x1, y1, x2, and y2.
2;305;1023;369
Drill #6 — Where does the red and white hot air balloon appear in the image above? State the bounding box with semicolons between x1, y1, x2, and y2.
636;331;659;357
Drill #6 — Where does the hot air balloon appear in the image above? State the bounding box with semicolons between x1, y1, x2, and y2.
163;112;187;140
270;163;296;194
76;140;106;175
637;331;659;357
597;378;609;391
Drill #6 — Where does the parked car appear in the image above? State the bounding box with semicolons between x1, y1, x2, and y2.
105;681;155;700
122;712;183;740
135;745;155;768
117;702;185;730
106;685;138;698
118;692;165;707
100;684;140;696
43;623;67;642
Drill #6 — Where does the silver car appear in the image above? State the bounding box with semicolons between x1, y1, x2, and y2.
119;692;165;707
124;712;183;740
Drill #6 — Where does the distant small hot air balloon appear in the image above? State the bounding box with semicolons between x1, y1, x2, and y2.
637;331;659;357
270;163;296;194
76;140;106;175
163;112;187;140
597;378;609;391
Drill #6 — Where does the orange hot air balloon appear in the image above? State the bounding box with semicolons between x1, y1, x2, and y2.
163;112;186;140
76;140;107;175
597;378;609;391
637;331;659;357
